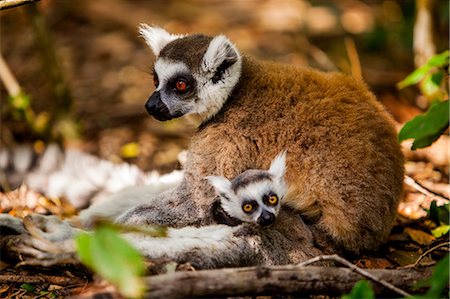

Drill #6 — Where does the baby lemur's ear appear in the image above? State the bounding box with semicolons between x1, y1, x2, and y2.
139;24;184;56
202;35;240;75
207;175;232;198
269;151;287;180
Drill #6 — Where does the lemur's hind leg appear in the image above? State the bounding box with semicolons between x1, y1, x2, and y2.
123;207;324;269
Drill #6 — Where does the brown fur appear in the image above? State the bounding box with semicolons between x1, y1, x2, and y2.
159;34;212;70
183;56;404;254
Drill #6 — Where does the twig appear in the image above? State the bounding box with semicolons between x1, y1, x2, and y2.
0;0;40;10
290;33;337;72
307;42;338;72
404;175;450;202
400;242;450;269
0;52;21;96
344;37;362;80
298;254;411;297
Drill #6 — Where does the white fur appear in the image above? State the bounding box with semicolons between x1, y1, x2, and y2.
153;58;195;115
269;151;287;180
78;172;183;227
212;177;287;223
139;25;184;56
192;36;242;121
207;175;232;195
124;224;240;259
232;180;284;223
154;58;190;91
201;35;239;73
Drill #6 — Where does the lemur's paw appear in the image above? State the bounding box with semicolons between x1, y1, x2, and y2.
0;213;27;235
0;214;77;266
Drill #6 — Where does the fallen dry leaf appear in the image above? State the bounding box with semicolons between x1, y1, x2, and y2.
404;227;436;245
354;258;394;269
388;249;421;266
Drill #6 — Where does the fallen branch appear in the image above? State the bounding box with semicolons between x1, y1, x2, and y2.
298;254;410;297
0;0;40;10
404;175;450;202
144;264;431;298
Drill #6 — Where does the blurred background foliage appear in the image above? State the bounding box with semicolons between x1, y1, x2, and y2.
0;0;449;173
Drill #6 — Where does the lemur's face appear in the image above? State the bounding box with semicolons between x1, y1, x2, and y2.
139;25;242;122
228;176;283;226
208;151;287;227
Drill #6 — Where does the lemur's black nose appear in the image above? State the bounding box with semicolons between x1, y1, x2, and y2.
145;91;172;121
257;211;275;227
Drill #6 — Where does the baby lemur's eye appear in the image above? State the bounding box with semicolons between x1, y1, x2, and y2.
175;79;188;93
242;204;253;213
268;195;278;205
153;75;159;87
242;201;258;214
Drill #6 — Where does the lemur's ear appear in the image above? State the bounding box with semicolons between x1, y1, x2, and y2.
269;151;287;179
139;24;184;56
202;35;240;74
207;175;232;197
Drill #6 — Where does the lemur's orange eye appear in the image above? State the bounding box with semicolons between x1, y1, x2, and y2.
175;80;187;92
153;76;159;87
242;203;254;213
268;195;278;205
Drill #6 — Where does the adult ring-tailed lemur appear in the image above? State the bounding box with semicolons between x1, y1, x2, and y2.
0;26;404;269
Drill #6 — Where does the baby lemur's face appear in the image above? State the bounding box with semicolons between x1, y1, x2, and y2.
208;152;287;227
139;25;242;122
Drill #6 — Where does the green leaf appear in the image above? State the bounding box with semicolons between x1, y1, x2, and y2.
414;254;449;298
411;125;448;150
75;225;146;298
397;64;431;89
398;101;449;149
439;204;450;225
427;202;450;226
428;201;441;226
427;50;450;68
420;72;444;98
20;283;35;292
342;280;375;299
397;51;449;90
431;225;450;238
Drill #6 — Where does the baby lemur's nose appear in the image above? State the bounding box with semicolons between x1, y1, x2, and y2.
257;211;275;227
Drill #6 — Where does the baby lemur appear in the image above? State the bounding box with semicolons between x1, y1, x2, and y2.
0;26;404;269
209;151;287;227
